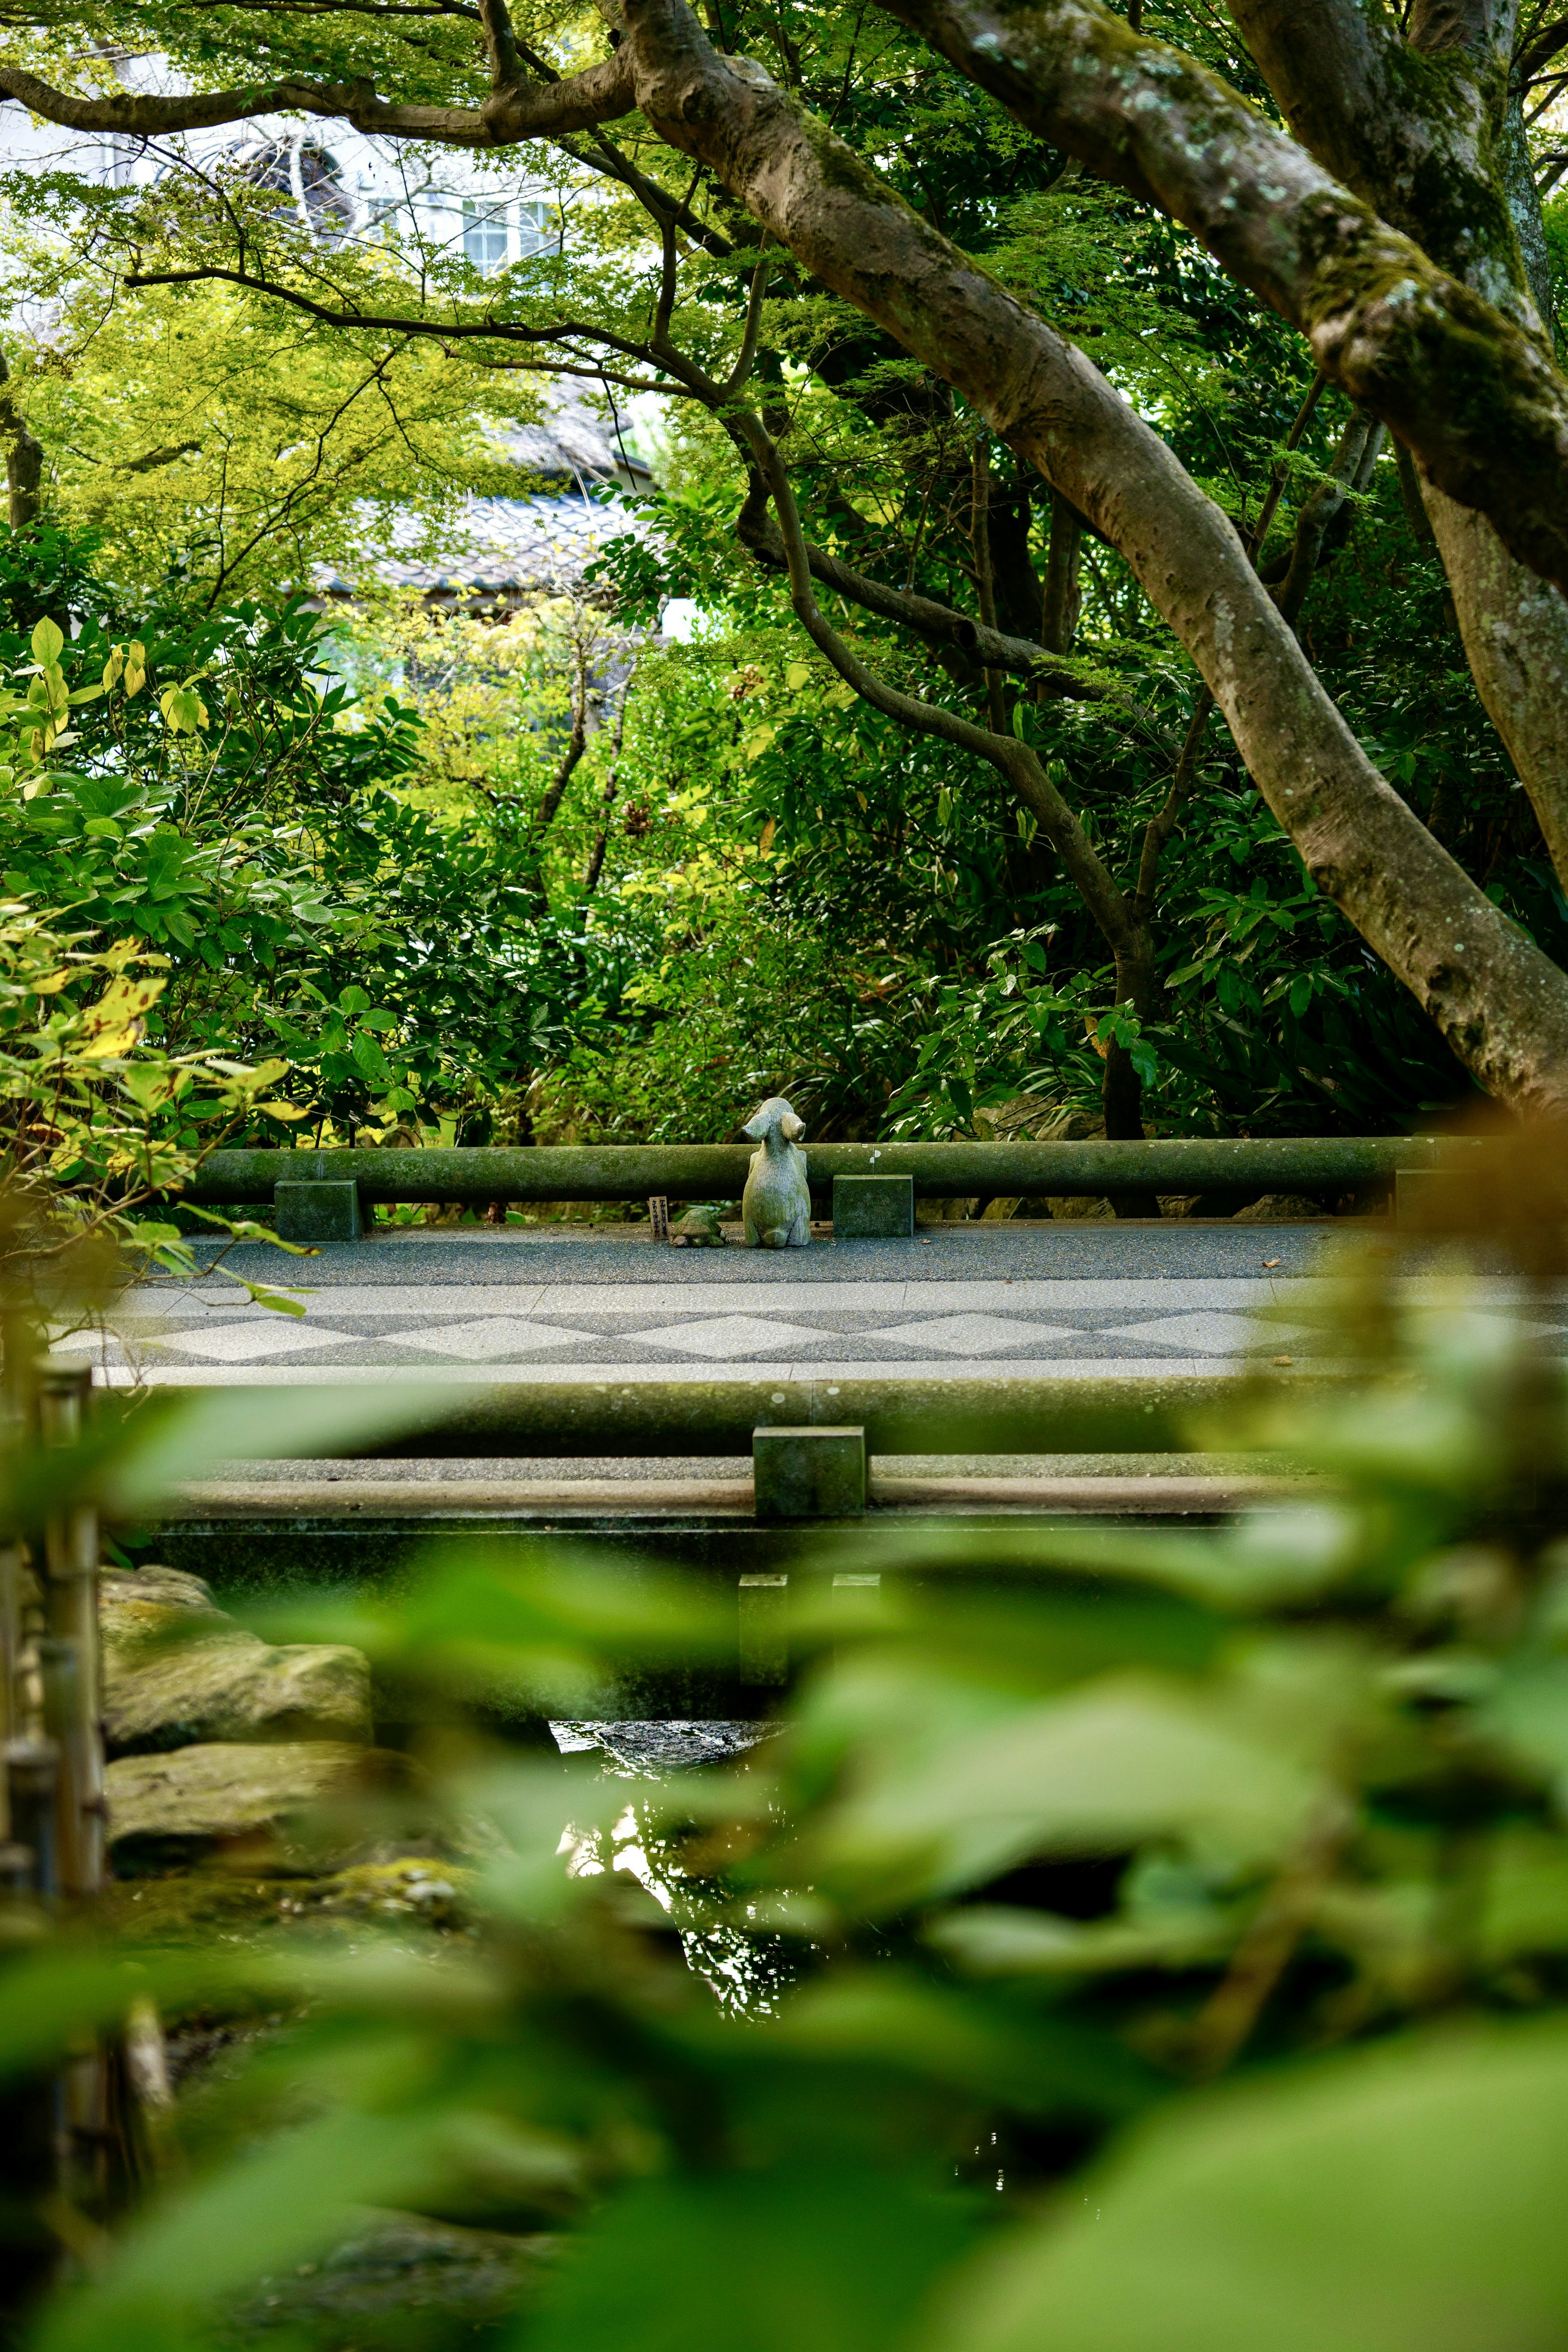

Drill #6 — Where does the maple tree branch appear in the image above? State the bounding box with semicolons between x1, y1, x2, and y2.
0;45;635;145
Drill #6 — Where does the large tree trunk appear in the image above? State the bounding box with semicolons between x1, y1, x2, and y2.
0;353;42;532
1421;490;1568;893
1228;0;1568;893
621;1;1568;1114
1041;494;1083;655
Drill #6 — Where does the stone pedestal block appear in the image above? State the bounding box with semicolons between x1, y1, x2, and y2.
832;1173;914;1238
1395;1168;1484;1233
738;1573;789;1684
753;1425;866;1520
275;1180;362;1245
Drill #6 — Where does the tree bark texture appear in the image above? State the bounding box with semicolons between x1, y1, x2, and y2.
870;0;1568;595
1041;493;1084;654
617;0;1568;1114
1423;485;1568;889
0;354;42;532
1232;0;1568;894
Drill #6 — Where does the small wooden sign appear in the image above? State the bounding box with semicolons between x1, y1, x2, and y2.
648;1195;670;1240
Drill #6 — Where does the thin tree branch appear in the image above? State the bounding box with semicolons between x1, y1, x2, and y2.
737;408;1145;960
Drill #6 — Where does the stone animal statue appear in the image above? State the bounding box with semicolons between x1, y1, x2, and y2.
741;1097;811;1249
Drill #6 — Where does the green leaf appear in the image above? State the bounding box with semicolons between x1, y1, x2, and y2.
100;1383;464;1509
36;2102;486;2352
351;1028;393;1086
530;2166;978;2352
935;2020;1568;2352
806;1677;1322;1909
230;1282;310;1318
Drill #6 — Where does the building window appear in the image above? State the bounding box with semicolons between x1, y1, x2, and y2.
517;200;556;259
462;199;510;274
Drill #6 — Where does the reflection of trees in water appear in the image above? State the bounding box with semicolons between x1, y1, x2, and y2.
555;1722;799;2016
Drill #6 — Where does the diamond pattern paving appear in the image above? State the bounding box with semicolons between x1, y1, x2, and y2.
160;1319;361;1362
870;1313;1080;1356
1104;1311;1303;1354
630;1316;829;1360
386;1317;588;1361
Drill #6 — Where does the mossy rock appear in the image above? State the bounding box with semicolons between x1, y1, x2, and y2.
223;2211;550;2347
670;1203;728;1247
101;1566;372;1756
105;1740;416;1873
100;1856;470;1946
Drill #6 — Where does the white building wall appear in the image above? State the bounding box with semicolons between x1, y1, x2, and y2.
0;52;562;269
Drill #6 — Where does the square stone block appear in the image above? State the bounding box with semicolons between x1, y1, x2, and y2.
274;1180;361;1246
738;1573;789;1685
833;1174;914;1239
753;1425;866;1521
1395;1167;1484;1233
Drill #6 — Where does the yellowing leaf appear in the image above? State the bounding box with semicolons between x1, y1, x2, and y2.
255;1100;309;1120
79;1024;140;1058
159;682;210;734
758;815;777;855
30;617;63;666
125;642;148;696
29;969;74;995
79;973;166;1056
785;660;813;690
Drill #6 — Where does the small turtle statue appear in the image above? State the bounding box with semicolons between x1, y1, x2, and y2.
670;1203;727;1248
741;1096;811;1249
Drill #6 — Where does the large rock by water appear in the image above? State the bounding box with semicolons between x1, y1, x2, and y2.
105;1739;385;1867
101;1566;371;1755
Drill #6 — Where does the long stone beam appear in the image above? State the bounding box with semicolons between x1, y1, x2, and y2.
181;1136;1463;1204
122;1373;1339;1458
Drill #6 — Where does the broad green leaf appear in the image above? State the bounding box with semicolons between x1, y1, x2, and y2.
351;1026;393;1085
102;1382;467;1505
926;1902;1236;1978
527;2165;978;2352
768;1969;1151;2114
935;2019;1568;2352
806;1677;1322;1909
36;2100;496;2352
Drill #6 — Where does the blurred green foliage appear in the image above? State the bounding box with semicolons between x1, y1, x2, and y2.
9;1242;1568;2348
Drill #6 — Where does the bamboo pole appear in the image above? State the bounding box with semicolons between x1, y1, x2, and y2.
38;1362;104;1900
0;1310;49;1893
36;1360;112;2216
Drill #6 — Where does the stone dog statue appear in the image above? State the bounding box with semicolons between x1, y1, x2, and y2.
741;1096;811;1248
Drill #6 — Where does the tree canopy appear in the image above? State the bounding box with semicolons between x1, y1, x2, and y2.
2;0;1568;1156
